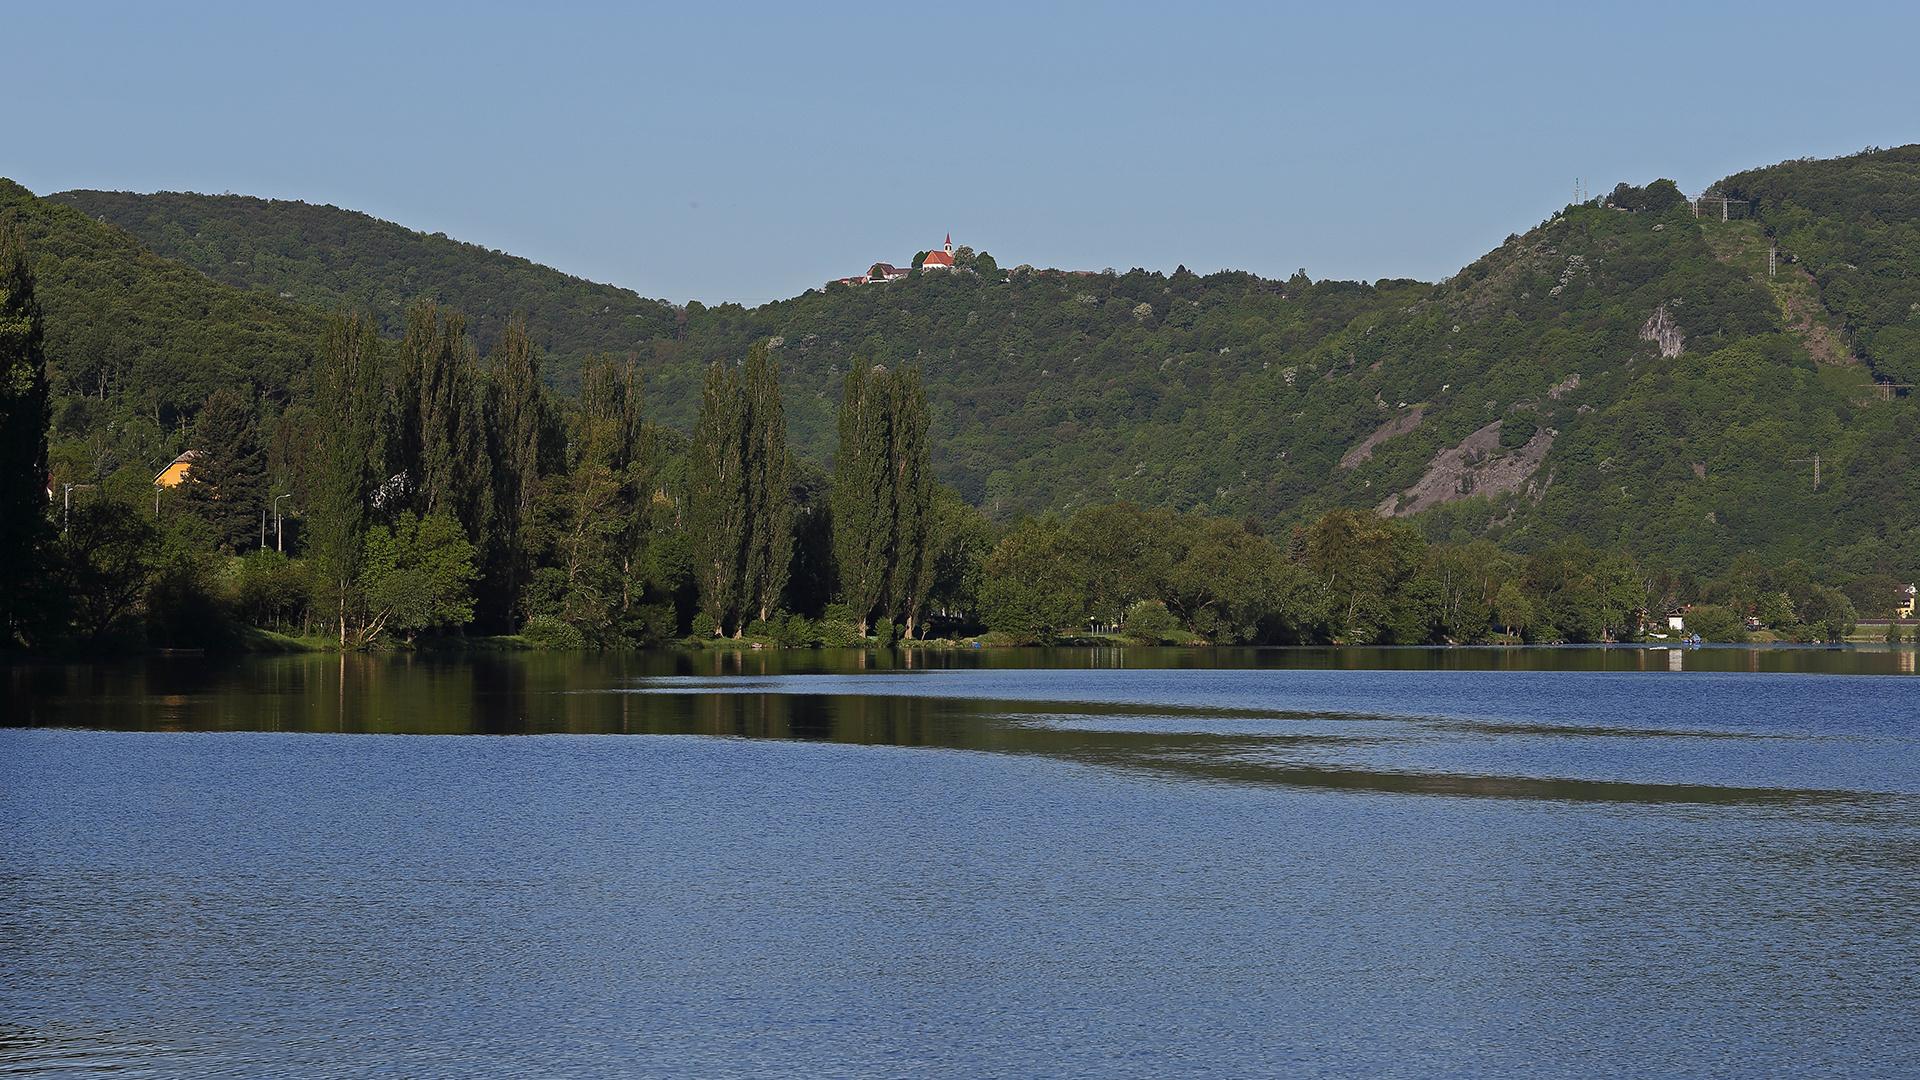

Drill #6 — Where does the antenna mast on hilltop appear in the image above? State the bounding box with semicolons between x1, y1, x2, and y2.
1696;192;1748;222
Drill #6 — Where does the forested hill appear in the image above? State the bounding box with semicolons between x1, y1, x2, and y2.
648;155;1916;580
16;144;1920;583
0;179;323;473
1717;146;1920;384
49;189;680;391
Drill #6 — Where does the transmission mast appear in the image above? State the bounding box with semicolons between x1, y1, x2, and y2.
1789;452;1826;491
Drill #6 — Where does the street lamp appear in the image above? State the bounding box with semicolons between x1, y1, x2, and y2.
61;482;97;533
273;493;295;553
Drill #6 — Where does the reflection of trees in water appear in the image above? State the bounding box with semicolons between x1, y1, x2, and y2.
676;692;941;745
3;649;1910;807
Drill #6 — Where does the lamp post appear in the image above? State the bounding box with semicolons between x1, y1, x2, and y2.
61;483;97;533
273;493;294;553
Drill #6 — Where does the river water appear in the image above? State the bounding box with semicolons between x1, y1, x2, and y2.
4;647;1918;1078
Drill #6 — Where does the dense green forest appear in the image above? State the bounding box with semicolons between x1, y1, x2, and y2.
4;144;1920;652
50;189;680;393
43;153;1920;579
0;180;324;477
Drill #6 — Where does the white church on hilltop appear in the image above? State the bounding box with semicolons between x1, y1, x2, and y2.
830;235;957;286
919;234;956;270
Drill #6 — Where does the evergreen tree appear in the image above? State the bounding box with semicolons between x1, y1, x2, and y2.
832;363;892;635
688;359;748;634
485;315;558;630
306;311;383;646
0;225;51;640
181;389;268;553
742;342;792;624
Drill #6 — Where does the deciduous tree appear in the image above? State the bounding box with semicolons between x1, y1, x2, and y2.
743;343;792;625
306;311;383;645
688;359;747;634
361;511;479;644
393;302;491;541
486;315;560;629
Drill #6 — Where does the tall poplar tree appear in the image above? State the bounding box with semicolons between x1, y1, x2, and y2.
486;315;558;629
832;364;893;636
181;389;268;553
885;366;934;637
833;363;936;638
742;342;792;624
688;359;747;634
307;311;383;646
686;342;795;636
0;226;50;640
393;301;490;542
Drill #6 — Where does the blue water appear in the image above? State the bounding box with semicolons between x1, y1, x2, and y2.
4;650;1918;1077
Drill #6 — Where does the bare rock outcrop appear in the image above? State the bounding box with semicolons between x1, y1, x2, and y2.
1640;304;1684;358
1376;420;1555;518
1339;407;1424;469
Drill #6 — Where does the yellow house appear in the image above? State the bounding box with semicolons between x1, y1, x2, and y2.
152;450;202;489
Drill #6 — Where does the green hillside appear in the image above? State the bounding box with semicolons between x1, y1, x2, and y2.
0;179;324;481
49;189;680;392
1718;146;1920;382
16;144;1920;585
646;160;1916;577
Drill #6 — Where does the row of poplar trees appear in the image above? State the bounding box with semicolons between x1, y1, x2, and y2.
687;345;935;638
304;302;649;643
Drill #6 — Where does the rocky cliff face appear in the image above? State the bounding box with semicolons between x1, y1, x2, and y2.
1377;420;1555;518
1640;303;1684;358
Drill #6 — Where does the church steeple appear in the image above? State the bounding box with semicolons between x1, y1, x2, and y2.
944;233;953;255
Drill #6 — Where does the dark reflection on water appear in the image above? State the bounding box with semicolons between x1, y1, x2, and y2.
8;646;1920;805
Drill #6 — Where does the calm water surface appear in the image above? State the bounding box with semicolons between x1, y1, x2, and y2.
4;647;1918;1078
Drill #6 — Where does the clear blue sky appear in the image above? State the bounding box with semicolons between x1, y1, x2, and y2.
11;1;1919;305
